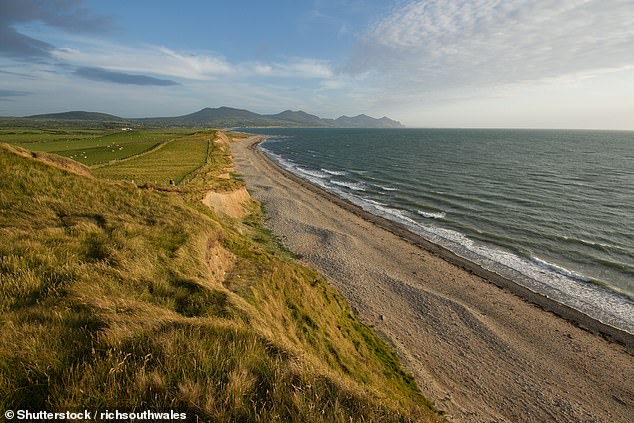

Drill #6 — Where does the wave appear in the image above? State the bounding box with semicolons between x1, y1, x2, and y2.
297;167;329;179
321;168;347;176
560;235;628;254
378;185;399;191
530;256;591;282
371;204;420;226
260;135;293;143
364;198;386;207
349;169;369;175
264;151;296;169
417;210;446;219
330;180;367;191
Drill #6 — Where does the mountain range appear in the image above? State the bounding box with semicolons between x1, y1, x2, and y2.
25;107;405;128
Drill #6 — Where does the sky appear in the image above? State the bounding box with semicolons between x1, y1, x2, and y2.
1;0;633;129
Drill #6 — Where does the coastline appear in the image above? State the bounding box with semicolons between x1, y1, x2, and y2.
250;137;634;352
232;135;634;421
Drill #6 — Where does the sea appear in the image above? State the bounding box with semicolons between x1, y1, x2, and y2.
244;128;634;334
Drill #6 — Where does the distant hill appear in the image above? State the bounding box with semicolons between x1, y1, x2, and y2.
180;106;262;121
265;110;327;126
22;107;405;128
263;110;404;128
140;107;284;127
26;111;125;121
335;114;405;129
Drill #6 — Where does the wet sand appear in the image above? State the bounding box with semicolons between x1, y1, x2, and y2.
231;136;634;422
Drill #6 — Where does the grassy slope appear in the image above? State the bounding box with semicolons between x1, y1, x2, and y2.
0;135;439;422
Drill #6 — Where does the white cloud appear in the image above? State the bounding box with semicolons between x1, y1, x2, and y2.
352;0;634;90
49;38;335;82
250;58;334;79
285;58;333;78
155;47;233;78
51;44;233;80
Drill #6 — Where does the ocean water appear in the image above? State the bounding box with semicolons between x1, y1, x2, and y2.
246;128;634;333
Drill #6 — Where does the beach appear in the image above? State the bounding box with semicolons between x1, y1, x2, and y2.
232;136;634;422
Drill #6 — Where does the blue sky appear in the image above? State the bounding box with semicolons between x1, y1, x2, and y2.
1;0;633;128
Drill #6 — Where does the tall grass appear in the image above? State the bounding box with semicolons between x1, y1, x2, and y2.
0;138;439;422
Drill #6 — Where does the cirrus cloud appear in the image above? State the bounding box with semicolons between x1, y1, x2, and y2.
51;42;336;82
350;0;634;90
51;45;234;81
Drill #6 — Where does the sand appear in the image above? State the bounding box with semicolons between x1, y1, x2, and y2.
231;136;634;422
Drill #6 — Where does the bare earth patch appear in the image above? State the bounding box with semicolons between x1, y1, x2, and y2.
202;186;251;220
206;237;236;285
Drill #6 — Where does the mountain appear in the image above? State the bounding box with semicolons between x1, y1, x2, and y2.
170;106;263;123
335;114;404;128
22;107;405;128
264;110;405;128
139;107;284;127
149;108;406;128
26;111;124;121
265;110;328;127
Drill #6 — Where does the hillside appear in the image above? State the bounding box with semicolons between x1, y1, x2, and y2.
0;133;436;421
26;111;125;121
335;114;406;128
139;107;283;128
265;110;327;126
19;107;405;128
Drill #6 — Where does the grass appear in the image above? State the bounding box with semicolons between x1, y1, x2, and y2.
0;128;202;167
0;132;440;422
0;128;106;144
93;134;210;185
51;141;162;166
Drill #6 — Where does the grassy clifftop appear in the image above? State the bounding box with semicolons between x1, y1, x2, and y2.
0;133;438;421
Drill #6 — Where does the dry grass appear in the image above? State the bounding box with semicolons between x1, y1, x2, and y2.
0;136;440;422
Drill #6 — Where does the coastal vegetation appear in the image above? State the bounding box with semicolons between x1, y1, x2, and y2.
0;126;438;421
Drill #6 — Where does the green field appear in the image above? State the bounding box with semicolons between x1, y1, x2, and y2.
0;126;217;185
53;140;161;165
0;128;202;167
0;129;105;144
11;131;162;151
93;136;210;184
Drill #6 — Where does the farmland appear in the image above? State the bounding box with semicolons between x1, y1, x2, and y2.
93;136;210;184
0;127;214;181
0;128;199;167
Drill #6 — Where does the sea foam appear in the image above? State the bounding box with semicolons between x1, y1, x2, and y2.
330;180;367;191
297;167;329;179
321;168;347;176
417;210;446;219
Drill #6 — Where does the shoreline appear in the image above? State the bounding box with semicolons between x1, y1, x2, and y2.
232;134;634;421
248;137;634;354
